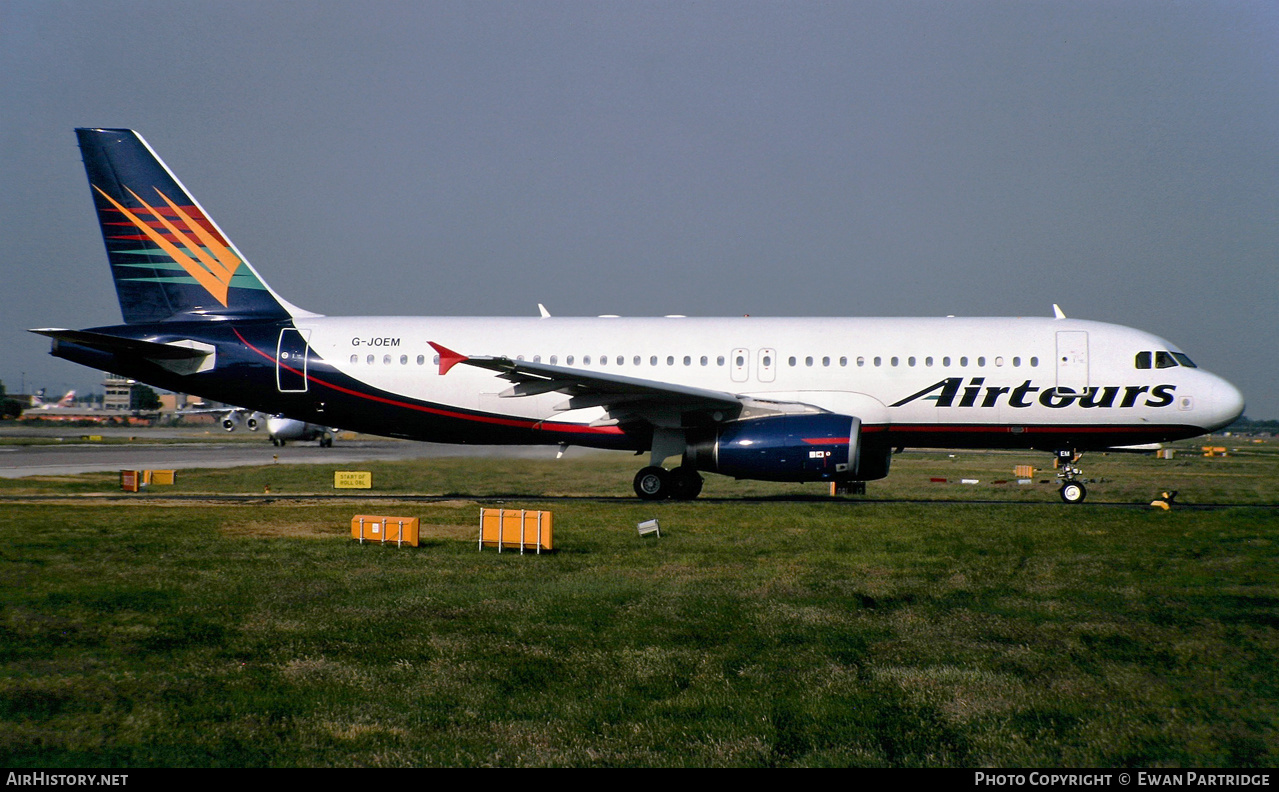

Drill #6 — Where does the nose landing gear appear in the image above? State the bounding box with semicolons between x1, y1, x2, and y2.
1056;450;1087;503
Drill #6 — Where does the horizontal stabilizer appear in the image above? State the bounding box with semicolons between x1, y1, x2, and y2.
30;328;215;374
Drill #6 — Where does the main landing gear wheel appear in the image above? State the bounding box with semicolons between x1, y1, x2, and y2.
633;466;669;500
668;466;704;500
1059;481;1087;504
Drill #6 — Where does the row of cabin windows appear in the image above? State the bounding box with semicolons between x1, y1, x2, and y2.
791;355;1038;369
348;352;1040;369
350;354;438;366
1135;351;1197;370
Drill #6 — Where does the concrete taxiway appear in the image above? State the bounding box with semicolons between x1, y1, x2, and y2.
0;427;607;479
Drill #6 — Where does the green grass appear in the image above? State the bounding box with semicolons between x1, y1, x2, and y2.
2;434;1276;504
1;437;1277;766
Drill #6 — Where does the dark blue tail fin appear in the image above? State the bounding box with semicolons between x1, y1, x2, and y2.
77;128;299;324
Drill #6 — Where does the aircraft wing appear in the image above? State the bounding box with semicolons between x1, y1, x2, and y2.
429;342;746;427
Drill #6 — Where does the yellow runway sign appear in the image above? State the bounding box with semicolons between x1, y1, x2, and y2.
334;471;372;489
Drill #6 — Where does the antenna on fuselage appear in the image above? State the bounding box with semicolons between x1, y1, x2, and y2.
538;304;551;318
1052;304;1067;319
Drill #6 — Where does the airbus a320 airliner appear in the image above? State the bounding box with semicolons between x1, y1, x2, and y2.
33;129;1245;502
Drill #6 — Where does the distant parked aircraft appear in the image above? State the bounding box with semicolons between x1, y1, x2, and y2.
183;405;335;447
30;389;76;410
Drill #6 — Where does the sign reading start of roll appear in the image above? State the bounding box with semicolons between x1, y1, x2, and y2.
334;471;372;489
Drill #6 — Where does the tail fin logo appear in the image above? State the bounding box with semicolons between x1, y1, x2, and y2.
94;184;242;306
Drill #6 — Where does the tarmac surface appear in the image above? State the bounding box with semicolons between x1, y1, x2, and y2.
0;426;610;479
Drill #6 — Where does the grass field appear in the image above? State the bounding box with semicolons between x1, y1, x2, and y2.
1;438;1276;766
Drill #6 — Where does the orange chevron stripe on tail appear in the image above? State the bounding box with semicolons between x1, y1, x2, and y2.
93;184;242;306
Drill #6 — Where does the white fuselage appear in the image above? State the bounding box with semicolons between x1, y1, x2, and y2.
293;314;1243;441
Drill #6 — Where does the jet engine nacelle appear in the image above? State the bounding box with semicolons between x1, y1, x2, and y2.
221;414;239;432
688;413;890;482
244;412;262;431
266;416;314;441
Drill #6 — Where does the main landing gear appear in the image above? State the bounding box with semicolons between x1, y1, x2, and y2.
1055;450;1087;504
633;465;704;501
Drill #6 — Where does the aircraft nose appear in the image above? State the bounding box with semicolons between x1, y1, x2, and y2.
1209;377;1245;430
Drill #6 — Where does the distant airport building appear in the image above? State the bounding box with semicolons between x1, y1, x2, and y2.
102;374;135;412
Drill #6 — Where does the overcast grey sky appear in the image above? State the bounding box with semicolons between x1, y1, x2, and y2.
3;1;1277;417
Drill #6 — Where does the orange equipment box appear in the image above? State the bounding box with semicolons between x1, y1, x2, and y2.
479;508;553;553
142;470;176;485
351;515;420;547
120;470;140;492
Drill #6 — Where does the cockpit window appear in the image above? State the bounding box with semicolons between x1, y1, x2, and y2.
1138;350;1196;370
